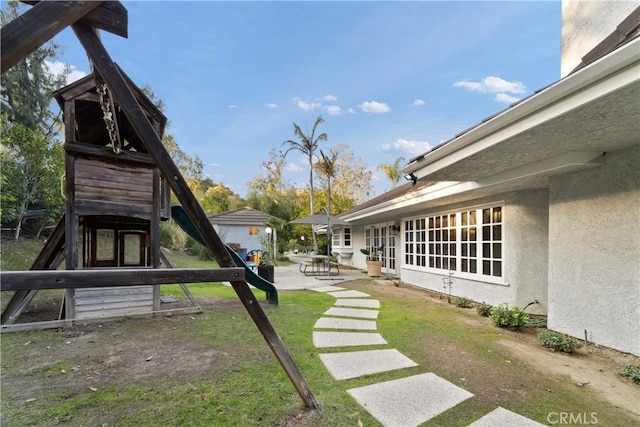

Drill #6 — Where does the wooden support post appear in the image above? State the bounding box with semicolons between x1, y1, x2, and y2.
72;23;320;409
1;1;103;74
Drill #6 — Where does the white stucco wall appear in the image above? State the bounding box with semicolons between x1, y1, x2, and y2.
561;0;637;77
548;146;640;355
397;191;549;313
213;225;264;251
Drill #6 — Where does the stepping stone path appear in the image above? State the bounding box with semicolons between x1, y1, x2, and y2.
313;285;545;427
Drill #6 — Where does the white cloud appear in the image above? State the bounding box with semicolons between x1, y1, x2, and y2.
411;99;425;107
44;60;87;85
381;138;432;156
318;94;337;101
293;97;321;111
324;105;341;116
347;108;356;115
227;104;240;109
285;162;303;172
454;76;525;94
494;93;520;104
265;103;278;109
208;162;220;168
359;101;390;114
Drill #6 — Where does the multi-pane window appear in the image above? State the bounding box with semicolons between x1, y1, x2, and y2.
428;214;457;271
415;218;427;267
482;207;502;277
332;228;352;247
405;205;503;279
460;210;477;274
248;226;259;235
404;220;414;265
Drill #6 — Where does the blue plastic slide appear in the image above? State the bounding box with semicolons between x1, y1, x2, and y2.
170;206;278;305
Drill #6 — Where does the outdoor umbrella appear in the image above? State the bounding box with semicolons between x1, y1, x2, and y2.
290;213;350;256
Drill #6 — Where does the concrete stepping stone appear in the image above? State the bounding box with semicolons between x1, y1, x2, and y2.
468;407;546;427
335;298;380;308
328;290;371;298
323;307;379;319
313;331;387;348
319;349;418;380
314;317;377;330
313;285;346;292
347;372;474;427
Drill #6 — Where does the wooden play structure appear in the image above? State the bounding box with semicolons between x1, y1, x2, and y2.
0;1;318;409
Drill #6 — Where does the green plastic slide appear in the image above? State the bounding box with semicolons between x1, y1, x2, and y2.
170;206;278;305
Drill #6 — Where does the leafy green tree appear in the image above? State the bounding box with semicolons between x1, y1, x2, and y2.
315;148;338;215
200;183;244;215
316;144;372;211
282;116;327;251
377;156;406;190
1;1;68;136
1;118;64;239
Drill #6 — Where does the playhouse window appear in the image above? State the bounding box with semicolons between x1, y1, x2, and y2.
405;205;502;279
248;226;259;235
120;232;146;266
96;229;116;261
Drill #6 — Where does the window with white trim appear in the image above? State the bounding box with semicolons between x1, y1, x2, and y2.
332;227;352;248
405;205;503;279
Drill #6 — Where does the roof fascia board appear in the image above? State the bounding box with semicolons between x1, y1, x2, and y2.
342;181;479;222
403;38;640;178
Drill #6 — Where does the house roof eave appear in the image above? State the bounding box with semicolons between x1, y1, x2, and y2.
402;37;640;180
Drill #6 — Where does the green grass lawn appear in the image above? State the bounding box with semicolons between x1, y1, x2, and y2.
1;241;638;426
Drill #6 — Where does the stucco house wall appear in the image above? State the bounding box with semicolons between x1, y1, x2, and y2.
213;224;263;251
561;0;637;77
548;145;640;355
393;190;549;313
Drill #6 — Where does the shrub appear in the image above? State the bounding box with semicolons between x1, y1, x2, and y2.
452;297;472;308
538;331;582;353
476;302;492;317
621;363;640;384
160;221;188;252
489;303;529;331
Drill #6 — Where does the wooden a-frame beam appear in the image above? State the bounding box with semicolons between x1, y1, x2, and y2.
71;23;320;410
1;268;245;291
0;215;67;325
1;1;103;74
21;1;128;38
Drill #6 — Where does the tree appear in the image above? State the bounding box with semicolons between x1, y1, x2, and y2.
316;144;372;211
1;117;64;239
200;183;244;215
377;156;406;190
163;134;204;181
315;148;338;215
1;1;69;136
282;116;327;252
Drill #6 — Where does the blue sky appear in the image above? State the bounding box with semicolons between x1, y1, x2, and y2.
45;1;561;199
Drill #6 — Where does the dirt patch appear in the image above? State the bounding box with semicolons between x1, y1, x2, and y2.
1;297;248;406
498;338;640;416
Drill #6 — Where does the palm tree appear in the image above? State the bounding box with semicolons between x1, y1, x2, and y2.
377;156;406;190
282;115;327;251
316;148;338;215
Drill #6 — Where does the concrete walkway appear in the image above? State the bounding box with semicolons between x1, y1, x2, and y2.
310;284;546;427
